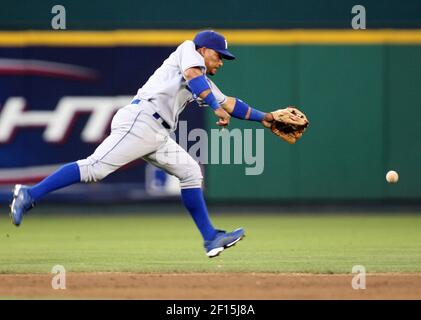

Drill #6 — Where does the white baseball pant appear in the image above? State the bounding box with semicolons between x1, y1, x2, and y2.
77;101;203;189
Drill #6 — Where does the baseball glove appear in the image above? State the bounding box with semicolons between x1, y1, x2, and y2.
270;106;309;144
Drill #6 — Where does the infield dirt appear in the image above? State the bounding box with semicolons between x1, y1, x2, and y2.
1;273;421;299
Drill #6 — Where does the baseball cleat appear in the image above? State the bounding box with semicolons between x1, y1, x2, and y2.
9;184;35;227
204;228;245;258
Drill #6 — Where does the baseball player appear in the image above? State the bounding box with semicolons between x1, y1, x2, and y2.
9;30;307;258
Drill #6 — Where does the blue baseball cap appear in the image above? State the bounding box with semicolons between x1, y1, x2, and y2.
193;30;236;60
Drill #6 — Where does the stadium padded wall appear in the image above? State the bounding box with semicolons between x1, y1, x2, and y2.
205;45;421;201
1;0;421;29
0;28;420;202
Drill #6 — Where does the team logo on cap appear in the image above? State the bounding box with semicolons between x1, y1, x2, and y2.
224;40;228;49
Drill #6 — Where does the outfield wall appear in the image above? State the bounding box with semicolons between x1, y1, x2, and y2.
0;30;420;203
1;0;421;29
205;44;421;201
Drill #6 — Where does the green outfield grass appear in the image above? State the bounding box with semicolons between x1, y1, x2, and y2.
0;212;420;273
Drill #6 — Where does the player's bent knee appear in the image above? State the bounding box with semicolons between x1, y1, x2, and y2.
179;163;203;189
77;158;116;183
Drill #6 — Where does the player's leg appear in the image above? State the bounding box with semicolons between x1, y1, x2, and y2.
144;137;217;241
9;162;81;225
144;137;245;257
9;106;161;226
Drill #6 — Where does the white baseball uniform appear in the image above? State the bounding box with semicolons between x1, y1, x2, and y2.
77;40;226;189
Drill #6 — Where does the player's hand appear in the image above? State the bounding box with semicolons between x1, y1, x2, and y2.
214;107;230;127
261;112;274;128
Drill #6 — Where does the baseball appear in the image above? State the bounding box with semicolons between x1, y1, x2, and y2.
386;170;399;184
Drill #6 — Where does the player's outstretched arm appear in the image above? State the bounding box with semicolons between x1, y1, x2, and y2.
221;96;274;128
184;67;230;127
220;95;310;144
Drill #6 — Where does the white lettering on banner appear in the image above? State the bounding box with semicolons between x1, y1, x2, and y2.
0;96;131;143
0;97;266;175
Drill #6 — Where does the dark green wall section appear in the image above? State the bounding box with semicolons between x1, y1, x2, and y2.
205;45;421;201
1;0;421;29
387;46;421;198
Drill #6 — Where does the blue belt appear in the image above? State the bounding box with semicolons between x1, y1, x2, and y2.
131;99;171;129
